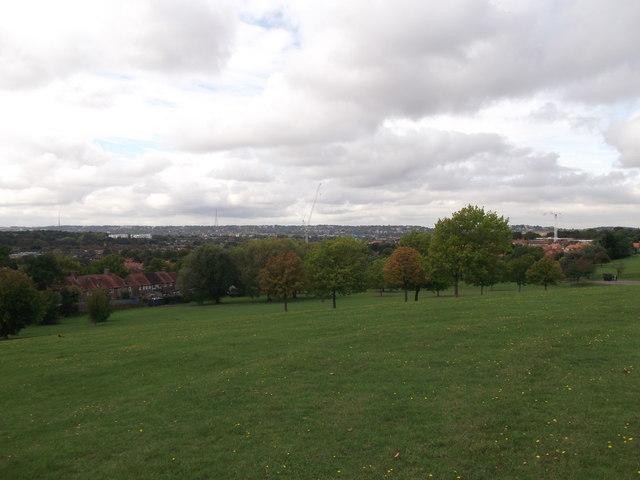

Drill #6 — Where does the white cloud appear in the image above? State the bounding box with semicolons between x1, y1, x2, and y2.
0;0;639;228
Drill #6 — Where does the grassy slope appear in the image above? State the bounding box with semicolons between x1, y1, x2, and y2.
595;254;640;280
1;284;639;480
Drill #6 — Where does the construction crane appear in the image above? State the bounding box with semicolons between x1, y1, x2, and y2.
303;183;322;243
544;212;561;242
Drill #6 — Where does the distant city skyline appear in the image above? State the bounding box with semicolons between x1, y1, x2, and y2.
1;1;639;228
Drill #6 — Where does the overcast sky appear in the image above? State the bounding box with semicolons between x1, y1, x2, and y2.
1;0;639;229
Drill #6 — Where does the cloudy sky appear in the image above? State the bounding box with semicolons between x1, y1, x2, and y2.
1;0;639;229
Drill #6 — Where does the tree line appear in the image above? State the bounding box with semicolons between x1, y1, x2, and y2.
1;205;636;338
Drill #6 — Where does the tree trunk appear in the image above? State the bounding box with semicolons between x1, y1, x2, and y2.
454;279;459;297
403;288;408;302
414;286;420;302
332;290;337;309
284;294;288;312
480;285;484;295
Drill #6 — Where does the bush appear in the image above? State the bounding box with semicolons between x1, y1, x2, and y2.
86;289;112;324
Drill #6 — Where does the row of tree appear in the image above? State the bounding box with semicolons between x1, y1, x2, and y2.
178;205;613;311
2;205;633;337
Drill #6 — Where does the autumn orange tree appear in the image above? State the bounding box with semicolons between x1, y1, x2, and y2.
259;251;306;312
383;246;425;302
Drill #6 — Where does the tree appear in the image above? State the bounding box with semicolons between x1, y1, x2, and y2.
561;248;596;284
429;205;512;297
365;257;387;296
259;251;306;312
0;270;44;338
86;289;112;324
23;253;65;290
145;257;170;273
86;254;128;278
526;256;564;290
178;244;237;304
383;247;425;302
465;256;506;295
507;255;536;292
598;229;634;260
0;245;16;269
398;231;432;300
232;238;306;297
60;285;82;317
304;237;368;308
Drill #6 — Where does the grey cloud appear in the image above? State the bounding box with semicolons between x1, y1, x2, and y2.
605;116;640;168
0;0;236;89
288;0;640;119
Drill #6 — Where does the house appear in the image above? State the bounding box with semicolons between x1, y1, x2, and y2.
124;273;154;299
144;271;180;297
67;270;128;300
68;270;180;301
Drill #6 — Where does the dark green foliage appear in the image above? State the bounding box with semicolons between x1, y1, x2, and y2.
178;244;238;304
23;253;65;290
0;245;16;269
39;289;61;325
231;238;306;297
526;256;564;290
86;254;128;278
59;286;82;317
86;289;112;324
598;230;634;260
430;205;512;296
0;269;44;338
365;257;387;295
144;257;169;273
507;255;536;291
304;237;368;308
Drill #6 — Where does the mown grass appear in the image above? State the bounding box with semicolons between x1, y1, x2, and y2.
1;283;639;479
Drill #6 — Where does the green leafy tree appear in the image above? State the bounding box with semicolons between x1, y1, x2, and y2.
23;253;65;290
429;205;512;297
178;244;238;304
232;238;306;297
383;246;425;302
0;245;17;269
398;231;431;255
60;285;82;317
465;256;506;295
0;270;44;338
259;251;306;312
365;257;387;296
526;256;564;290
561;248;597;284
39;288;61;325
145;257;169;273
86;289;112;324
56;255;83;276
507;255;536;292
304;237;368;308
86;254;128;278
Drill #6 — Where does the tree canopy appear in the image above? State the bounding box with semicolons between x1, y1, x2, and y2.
259;251;306;312
0;270;44;338
429;205;512;297
383;246;425;302
178;244;237;304
526;256;564;290
304;237;368;308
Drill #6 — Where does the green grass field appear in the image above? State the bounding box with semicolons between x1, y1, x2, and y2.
2;282;639;479
596;254;640;281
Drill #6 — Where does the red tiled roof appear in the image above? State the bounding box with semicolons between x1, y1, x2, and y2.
125;273;152;288
68;273;126;291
